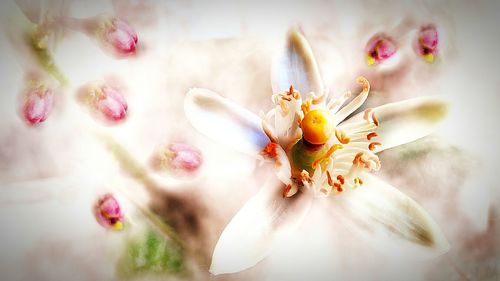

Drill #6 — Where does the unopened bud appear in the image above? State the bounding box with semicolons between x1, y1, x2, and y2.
415;24;438;62
365;34;397;65
94;193;124;230
153;142;203;176
97;16;138;57
83;83;128;122
21;81;54;125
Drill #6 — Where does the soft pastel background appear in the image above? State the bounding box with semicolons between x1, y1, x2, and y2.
0;0;499;280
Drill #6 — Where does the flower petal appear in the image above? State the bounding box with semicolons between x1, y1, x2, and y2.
210;179;313;275
341;96;448;152
185;88;270;156
332;174;449;259
271;29;324;97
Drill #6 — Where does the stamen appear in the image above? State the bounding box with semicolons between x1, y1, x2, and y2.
300;170;313;184
312;94;326;105
287;85;301;100
337;175;345;185
372;112;379;126
338;120;376;134
283;184;292;198
301;99;311;116
326;171;334;187
367;132;378;141
354;177;364;187
363;108;373;122
335;128;351;144
328;90;351;113
312;144;343;169
261;142;278;158
334;77;371;125
362;108;379;126
334;183;343;192
368;142;381;151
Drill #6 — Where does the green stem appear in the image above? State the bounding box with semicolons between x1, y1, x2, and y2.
28;24;68;85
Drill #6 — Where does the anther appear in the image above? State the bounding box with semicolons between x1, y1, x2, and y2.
368;142;382;151
337;175;345;185
301;100;311;116
335;128;351;144
283;184;292;198
326;171;334;187
372;112;379;126
356;76;370;93
367;132;378;141
261;142;278;158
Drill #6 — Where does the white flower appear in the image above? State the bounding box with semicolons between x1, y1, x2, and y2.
184;29;450;275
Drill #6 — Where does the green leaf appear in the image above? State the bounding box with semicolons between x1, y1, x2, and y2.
117;228;185;279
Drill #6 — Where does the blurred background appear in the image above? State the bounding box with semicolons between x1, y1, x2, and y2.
0;0;499;280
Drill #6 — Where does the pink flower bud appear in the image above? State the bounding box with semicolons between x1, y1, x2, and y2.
97;86;128;121
153;142;203;175
84;83;128;122
365;34;397;65
100;17;138;56
21;84;54;125
94;193;124;230
415;24;439;62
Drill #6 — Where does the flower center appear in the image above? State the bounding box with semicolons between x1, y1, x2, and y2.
300;109;333;145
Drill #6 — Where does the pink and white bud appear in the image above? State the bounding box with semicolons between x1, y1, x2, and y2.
58;15;138;57
153;142;203;175
84;83;128;122
94;193;124;230
415;24;439;62
365;34;397;65
99;16;138;57
21;83;54;125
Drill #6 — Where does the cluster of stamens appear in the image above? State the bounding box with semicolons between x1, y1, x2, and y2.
261;77;381;198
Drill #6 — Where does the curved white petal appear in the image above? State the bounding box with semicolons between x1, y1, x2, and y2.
274;145;292;186
185;88;270;156
341;96;449;152
332;174;449;259
210;179;313;275
271;29;324;97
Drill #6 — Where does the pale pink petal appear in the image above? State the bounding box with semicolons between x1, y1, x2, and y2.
331;174;449;259
210;179;314;275
271;29;324;97
185;88;270;156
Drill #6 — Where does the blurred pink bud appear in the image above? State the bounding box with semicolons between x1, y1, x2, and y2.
94;193;124;230
22;85;54;125
97;86;128;121
85;84;128;122
154;142;203;175
100;17;138;56
365;34;397;65
416;24;439;62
